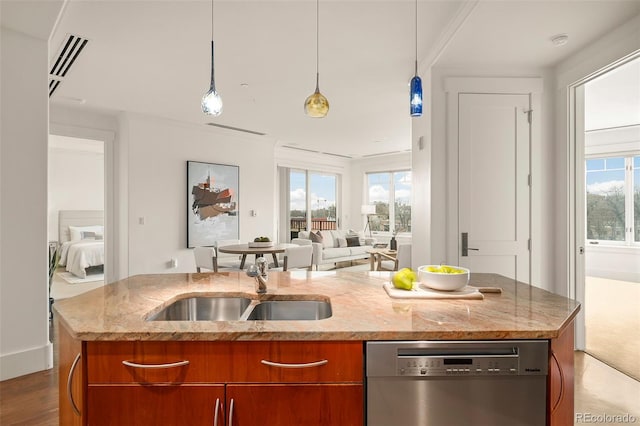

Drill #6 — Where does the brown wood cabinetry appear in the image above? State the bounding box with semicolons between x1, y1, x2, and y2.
227;384;363;426
548;322;575;426
62;334;363;426
58;321;83;426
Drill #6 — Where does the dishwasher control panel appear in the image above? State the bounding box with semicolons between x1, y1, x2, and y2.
397;355;519;377
367;340;549;378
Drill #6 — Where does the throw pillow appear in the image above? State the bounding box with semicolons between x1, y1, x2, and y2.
336;237;347;248
319;231;334;249
346;236;360;247
310;231;323;244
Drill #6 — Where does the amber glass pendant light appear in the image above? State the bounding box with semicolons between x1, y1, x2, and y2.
202;0;222;116
410;0;422;117
304;0;329;118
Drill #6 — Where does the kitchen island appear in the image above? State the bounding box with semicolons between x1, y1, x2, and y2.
54;272;580;425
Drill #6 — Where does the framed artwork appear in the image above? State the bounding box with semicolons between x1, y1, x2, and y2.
187;161;239;248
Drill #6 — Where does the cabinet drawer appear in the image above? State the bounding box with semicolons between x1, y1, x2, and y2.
86;341;232;384
228;341;363;383
87;384;224;425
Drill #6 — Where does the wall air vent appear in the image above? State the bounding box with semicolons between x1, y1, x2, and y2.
206;123;266;136
48;34;89;97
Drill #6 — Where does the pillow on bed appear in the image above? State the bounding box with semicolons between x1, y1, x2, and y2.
69;225;104;241
80;231;104;240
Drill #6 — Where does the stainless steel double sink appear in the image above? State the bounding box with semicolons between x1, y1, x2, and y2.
147;296;332;321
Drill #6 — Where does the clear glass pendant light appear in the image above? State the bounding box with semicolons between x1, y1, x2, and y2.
410;0;422;117
304;0;329;118
202;0;222;116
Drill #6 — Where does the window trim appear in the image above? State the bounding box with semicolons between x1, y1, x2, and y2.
365;169;411;235
585;153;639;247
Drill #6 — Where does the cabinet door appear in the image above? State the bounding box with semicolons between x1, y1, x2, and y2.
548;321;575;426
87;385;224;426
58;321;83;426
226;384;363;426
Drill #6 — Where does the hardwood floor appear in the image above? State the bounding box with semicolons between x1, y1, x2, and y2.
585;276;640;380
1;321;639;425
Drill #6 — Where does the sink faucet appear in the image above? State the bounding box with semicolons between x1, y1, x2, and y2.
246;257;268;294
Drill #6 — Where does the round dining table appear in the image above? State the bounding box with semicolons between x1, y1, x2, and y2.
217;243;298;269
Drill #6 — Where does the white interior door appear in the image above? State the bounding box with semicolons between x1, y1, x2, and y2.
458;93;531;282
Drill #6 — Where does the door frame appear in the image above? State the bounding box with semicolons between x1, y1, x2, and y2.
567;50;640;351
444;77;543;285
49;123;116;284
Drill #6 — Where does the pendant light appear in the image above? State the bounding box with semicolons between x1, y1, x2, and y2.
410;0;423;117
304;0;329;118
202;0;222;116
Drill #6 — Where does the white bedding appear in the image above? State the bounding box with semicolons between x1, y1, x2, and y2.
59;240;104;279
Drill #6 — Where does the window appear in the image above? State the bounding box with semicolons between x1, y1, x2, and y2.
586;155;638;245
289;169;338;237
366;170;411;234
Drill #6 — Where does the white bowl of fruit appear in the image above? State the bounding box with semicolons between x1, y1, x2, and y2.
248;237;273;248
417;265;470;291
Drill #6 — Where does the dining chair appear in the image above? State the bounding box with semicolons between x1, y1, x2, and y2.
215;239;243;269
378;244;411;271
272;245;314;271
193;246;218;272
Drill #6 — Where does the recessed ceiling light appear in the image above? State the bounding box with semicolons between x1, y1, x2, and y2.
240;83;249;88
551;34;569;47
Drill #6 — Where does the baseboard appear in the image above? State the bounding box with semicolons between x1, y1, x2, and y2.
0;341;53;381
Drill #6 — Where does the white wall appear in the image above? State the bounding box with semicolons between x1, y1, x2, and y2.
48;140;105;241
418;66;557;291
586;246;640;283
123;113;277;276
0;27;53;380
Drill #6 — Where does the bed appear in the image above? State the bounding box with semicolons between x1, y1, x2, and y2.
58;210;105;279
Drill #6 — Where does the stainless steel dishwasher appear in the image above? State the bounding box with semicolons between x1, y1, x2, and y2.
366;340;548;426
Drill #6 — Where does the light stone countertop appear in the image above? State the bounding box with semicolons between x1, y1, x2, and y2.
53;272;580;341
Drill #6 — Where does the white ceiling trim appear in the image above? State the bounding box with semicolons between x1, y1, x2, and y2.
419;0;479;73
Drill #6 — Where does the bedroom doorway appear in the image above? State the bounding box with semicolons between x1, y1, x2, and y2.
48;134;107;302
572;52;640;381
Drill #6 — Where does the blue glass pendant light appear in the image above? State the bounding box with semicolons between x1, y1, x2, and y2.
410;0;422;117
202;0;222;116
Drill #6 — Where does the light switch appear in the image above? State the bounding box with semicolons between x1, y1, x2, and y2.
139;217;145;225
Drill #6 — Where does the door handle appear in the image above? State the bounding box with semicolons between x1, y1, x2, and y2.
461;233;479;257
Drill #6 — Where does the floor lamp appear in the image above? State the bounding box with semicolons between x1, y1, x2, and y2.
361;205;375;238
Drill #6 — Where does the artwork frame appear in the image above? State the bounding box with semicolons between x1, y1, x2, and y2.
187;161;239;248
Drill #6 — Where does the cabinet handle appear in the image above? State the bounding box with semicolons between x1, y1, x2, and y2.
67;353;81;417
261;359;328;369
228;398;234;426
213;398;220;426
551;350;564;412
121;360;189;369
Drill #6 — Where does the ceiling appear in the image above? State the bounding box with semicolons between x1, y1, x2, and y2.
41;0;640;158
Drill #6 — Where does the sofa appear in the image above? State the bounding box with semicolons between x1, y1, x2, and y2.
292;230;375;269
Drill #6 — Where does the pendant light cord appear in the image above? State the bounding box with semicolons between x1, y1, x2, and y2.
315;0;320;90
414;0;418;75
210;0;215;89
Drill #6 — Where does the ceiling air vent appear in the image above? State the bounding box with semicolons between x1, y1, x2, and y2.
281;145;353;159
49;34;89;97
206;123;266;136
